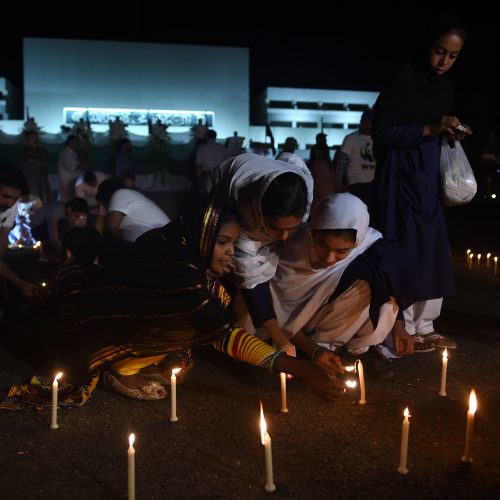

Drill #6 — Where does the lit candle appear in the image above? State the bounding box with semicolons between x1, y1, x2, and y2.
438;349;448;397
466;249;471;265
477;253;482;265
342;365;355;372
41;282;47;288
260;403;276;492
128;433;135;500
397;407;411;475
495;257;498;276
462;389;477;463
280;372;288;413
344;380;357;393
486;253;491;266
468;254;474;271
50;372;63;429
170;368;181;422
355;359;366;405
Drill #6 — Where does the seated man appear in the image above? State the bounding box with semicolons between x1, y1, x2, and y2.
31;197;89;261
96;179;169;243
0;168;36;302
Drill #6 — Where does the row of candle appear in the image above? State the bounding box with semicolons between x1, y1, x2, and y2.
49;354;478;495
466;249;498;274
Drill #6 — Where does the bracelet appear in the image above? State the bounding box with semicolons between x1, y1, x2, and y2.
268;349;286;374
311;345;325;362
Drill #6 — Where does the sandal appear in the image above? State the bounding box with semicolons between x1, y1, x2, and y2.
419;332;457;350
102;371;167;400
413;335;436;353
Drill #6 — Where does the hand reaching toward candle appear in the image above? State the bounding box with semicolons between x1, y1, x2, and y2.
273;355;345;401
391;320;414;356
313;348;343;376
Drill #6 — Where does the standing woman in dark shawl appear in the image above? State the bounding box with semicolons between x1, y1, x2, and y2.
372;16;471;352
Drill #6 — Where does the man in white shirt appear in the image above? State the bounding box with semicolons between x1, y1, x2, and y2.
0;168;36;301
96;179;169;243
58;135;83;203
336;110;376;211
195;129;230;195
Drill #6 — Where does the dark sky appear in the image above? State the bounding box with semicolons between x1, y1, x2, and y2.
1;3;498;123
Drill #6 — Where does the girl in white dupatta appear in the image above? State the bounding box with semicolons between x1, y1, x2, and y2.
271;193;415;377
212;153;342;374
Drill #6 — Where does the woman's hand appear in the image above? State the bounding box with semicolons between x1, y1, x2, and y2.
313;347;343;377
16;279;37;300
424;116;472;140
392;320;414;356
274;355;345;401
280;342;296;357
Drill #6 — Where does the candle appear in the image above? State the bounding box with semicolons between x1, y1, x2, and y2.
170;368;181;422
468;254;474;271
397;408;411;474
128;433;135;500
41;282;47;287
50;372;63;429
438;349;448;397
495;257;498;276
477;253;481;265
280;372;288;413
355;359;366;405
260;403;276;492
486;253;491;266
466;249;471;265
462;389;477;463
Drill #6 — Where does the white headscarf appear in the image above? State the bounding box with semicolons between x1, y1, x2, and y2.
212;153;313;288
271;193;382;335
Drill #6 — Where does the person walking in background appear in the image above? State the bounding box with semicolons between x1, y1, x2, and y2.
58;135;83;203
19;131;51;204
195;129;229;195
335;110;376;213
308;133;335;213
372;16;471;352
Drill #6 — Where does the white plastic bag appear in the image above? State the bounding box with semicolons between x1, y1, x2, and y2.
439;138;477;206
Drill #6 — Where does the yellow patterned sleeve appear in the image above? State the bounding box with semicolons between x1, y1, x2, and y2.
212;327;280;369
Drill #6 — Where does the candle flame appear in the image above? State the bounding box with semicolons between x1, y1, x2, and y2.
495;257;498;263
470;254;474;259
443;348;448;360
54;372;63;382
404;407;410;418
259;401;267;445
477;254;481;260
466;249;471;254
41;282;47;287
487;253;491;258
468;389;477;415
172;367;181;375
343;365;355;372
345;380;357;389
129;433;135;447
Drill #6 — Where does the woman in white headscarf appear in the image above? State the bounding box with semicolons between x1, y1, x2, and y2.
270;193;416;379
212;153;341;374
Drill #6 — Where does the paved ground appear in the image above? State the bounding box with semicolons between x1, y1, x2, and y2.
0;245;499;499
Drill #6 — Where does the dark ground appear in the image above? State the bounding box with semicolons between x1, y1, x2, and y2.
1;239;499;499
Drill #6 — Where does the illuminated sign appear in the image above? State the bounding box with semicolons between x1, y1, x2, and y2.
63;107;214;127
